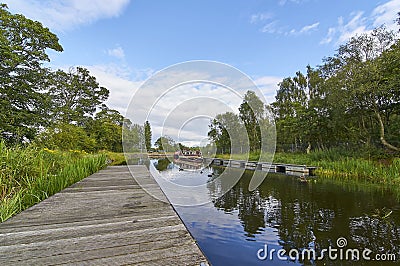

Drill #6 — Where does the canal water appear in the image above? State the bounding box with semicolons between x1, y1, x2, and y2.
152;159;400;265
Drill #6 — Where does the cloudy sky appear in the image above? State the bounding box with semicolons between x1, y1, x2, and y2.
4;0;399;145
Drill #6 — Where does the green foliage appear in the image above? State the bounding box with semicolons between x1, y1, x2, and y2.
239;91;263;152
36;123;97;152
0;4;63;144
154;136;176;152
272;148;400;185
272;25;400;153
144;121;152;151
0;7;133;153
123;120;144;153
155;158;171;171
102;151;126;166
48;67;109;124
209;91;268;154
86;105;124;152
0;142;106;222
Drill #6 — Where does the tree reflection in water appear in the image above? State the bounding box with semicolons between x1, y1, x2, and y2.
208;167;400;264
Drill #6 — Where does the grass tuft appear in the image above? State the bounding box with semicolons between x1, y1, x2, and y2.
0;142;106;222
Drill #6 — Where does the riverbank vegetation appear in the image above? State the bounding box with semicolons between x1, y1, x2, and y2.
0;5;145;221
0;142;107;222
210;20;400;185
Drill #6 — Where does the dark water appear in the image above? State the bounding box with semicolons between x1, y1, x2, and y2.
153;159;400;265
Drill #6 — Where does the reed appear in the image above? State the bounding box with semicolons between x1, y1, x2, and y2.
0;142;106;222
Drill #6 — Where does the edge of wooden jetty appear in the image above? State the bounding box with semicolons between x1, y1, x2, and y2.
204;158;317;176
0;165;210;266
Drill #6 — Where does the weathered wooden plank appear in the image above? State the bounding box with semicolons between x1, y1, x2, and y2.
0;165;209;265
1;216;181;246
0;225;189;260
0;210;175;232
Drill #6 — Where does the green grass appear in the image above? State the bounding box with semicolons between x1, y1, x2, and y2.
102;151;127;165
0;142;107;222
216;152;261;161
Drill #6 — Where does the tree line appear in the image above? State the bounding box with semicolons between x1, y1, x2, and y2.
208;90;274;154
208;21;400;155
0;4;143;152
272;24;400;153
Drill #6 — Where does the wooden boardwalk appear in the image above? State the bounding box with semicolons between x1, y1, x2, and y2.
0;165;209;265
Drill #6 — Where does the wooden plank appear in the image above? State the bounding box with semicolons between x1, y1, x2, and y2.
0;165;209;265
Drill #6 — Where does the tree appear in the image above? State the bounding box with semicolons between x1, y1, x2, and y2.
208;112;247;154
327;26;399;151
88;105;124;152
36;123;96;152
272;67;328;152
0;4;63;144
271;25;400;153
48;67;109;125
239;91;264;152
362;41;400;151
122;120;144;153
208;116;231;154
144;121;152;151
154;136;176;152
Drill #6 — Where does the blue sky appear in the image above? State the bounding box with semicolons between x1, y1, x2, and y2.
4;0;400;145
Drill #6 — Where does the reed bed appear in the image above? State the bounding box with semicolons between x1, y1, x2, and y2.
0;142;106;222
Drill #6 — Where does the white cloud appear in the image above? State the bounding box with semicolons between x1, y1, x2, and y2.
250;12;273;24
65;61;281;146
253;76;281;103
321;0;400;45
83;64;147;116
320;27;336;45
260;21;280;34
278;0;307;6
107;46;125;59
372;0;400;32
320;11;367;45
299;22;320;34
288;22;320;36
5;0;130;31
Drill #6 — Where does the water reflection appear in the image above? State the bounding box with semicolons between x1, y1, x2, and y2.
207;167;400;265
153;161;400;265
154;158;172;171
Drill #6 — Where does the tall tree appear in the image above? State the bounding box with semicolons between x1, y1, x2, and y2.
327;26;399;151
271;25;399;152
48;67;109;125
122;120;144;153
88;105;124;152
208;113;233;154
239;91;265;152
0;4;63;144
272;67;328;152
144;120;152;151
208;112;247;154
